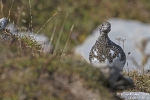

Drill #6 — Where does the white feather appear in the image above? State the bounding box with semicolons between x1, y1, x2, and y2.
110;49;115;56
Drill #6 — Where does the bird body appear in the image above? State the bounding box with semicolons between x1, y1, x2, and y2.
89;22;126;70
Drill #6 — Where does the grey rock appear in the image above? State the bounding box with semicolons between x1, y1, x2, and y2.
5;23;52;53
118;92;150;100
0;17;8;31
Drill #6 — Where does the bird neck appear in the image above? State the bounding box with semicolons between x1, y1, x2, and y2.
100;32;108;38
97;32;111;44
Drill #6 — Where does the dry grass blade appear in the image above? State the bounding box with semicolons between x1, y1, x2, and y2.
49;17;58;53
36;13;57;34
121;39;126;50
7;0;15;20
116;37;121;45
16;7;23;26
0;0;4;17
61;24;74;55
53;13;68;55
29;0;33;33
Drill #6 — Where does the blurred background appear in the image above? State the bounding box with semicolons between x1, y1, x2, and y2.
1;0;150;48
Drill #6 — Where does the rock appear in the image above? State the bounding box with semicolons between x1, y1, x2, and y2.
117;92;150;100
75;18;150;71
5;23;52;53
0;18;8;31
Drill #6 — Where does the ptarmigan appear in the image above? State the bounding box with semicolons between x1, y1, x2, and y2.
89;22;126;71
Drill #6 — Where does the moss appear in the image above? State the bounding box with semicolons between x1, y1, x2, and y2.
123;70;150;93
0;33;113;99
1;0;149;99
21;36;42;50
0;54;117;100
0;36;117;99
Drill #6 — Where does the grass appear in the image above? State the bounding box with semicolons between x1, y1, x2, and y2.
20;35;42;51
0;0;150;99
0;30;149;100
2;0;150;47
123;70;150;93
0;32;118;100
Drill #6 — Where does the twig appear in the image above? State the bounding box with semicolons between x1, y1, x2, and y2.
7;0;15;20
116;37;121;45
29;0;33;33
0;0;4;17
121;39;126;50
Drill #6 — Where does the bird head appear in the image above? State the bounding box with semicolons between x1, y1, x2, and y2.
99;21;111;35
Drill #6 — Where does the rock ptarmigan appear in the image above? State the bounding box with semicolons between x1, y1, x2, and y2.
89;22;126;71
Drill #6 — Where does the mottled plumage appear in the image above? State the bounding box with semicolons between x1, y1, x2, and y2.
89;22;126;70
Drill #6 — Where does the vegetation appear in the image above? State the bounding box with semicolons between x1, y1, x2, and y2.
2;0;150;48
0;34;117;100
0;0;150;99
123;70;150;93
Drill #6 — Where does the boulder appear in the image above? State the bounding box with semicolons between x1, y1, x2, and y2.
5;23;52;53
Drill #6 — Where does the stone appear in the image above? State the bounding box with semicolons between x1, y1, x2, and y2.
0;18;8;31
5;23;52;53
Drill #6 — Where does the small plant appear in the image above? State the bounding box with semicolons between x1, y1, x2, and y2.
123;70;150;93
20;35;42;51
